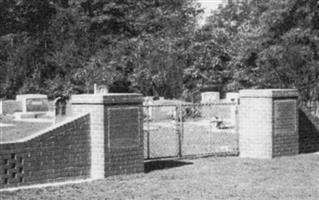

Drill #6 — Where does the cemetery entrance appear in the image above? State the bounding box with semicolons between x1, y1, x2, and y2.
143;102;239;160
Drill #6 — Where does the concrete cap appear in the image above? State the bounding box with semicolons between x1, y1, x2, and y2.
16;94;48;101
239;89;299;98
70;93;143;104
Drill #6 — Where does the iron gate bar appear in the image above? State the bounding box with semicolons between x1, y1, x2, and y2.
177;104;182;158
146;105;151;160
143;102;239;160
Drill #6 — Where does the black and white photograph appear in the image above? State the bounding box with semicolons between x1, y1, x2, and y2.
0;0;319;199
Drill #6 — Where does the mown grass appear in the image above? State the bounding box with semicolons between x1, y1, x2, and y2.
0;115;52;142
1;154;319;200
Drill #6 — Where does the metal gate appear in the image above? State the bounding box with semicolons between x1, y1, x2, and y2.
143;102;239;160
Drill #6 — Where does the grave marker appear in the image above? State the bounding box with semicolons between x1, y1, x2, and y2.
16;94;49;113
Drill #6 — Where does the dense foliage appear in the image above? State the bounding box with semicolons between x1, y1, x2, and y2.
1;0;319;102
204;0;319;102
0;0;202;99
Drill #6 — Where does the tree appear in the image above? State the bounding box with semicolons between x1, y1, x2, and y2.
233;0;319;101
199;0;319;102
0;0;203;100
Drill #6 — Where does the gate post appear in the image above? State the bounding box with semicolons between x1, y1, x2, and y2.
238;89;299;159
176;104;183;158
71;93;144;179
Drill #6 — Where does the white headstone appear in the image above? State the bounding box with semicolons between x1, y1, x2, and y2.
201;92;220;103
94;84;109;94
16;94;49;113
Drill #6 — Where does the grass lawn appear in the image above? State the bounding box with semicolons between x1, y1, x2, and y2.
1;154;319;200
0;115;52;142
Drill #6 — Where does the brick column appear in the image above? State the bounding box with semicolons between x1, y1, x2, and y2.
71;94;143;179
239;89;299;159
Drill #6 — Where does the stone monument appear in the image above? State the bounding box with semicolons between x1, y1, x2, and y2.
201;92;220;103
94;84;109;94
16;94;49;113
14;94;49;119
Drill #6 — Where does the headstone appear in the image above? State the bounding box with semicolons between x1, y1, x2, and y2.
94;84;109;94
201;92;220;103
16;94;49;113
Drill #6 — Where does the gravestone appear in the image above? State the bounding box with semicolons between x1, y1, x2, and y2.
201;92;220;103
94;84;109;94
14;94;49;120
16;94;49;113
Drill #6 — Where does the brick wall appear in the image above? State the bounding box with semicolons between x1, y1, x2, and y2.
299;108;319;153
71;94;144;179
0;114;90;189
239;89;299;159
272;99;299;157
273;135;299;157
105;106;144;176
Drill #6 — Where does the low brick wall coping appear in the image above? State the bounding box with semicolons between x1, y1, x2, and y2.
239;89;299;98
0;113;89;144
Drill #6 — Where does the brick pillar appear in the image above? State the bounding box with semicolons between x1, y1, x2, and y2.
239;89;299;159
70;94;143;179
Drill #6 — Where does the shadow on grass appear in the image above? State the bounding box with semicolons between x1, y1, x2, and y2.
144;160;193;173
